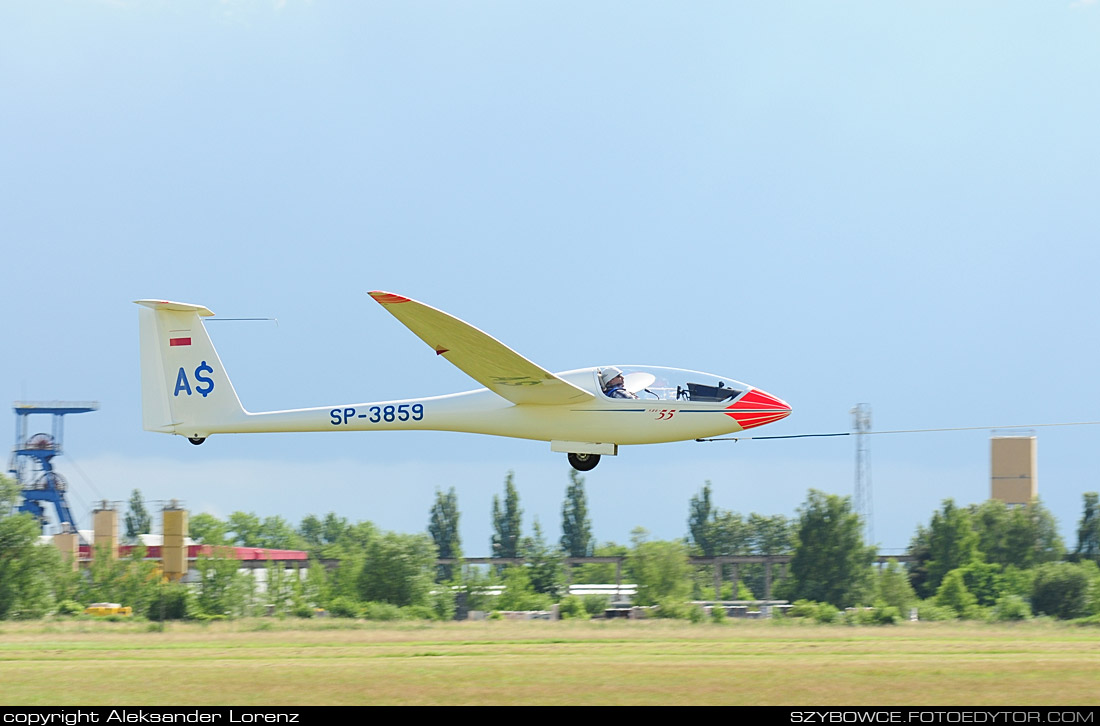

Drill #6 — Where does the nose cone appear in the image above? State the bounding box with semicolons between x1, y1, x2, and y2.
725;389;792;430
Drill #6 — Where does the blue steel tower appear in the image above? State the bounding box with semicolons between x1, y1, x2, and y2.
9;401;98;531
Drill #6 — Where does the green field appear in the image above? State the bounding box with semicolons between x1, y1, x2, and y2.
0;619;1097;706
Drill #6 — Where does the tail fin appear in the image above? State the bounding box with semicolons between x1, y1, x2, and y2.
135;300;247;438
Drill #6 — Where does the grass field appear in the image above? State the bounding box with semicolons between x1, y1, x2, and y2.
0;618;1097;706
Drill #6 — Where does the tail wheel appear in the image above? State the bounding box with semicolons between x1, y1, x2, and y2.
188;437;206;446
567;452;601;471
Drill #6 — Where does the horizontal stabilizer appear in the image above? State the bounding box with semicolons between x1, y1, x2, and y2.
134;299;215;317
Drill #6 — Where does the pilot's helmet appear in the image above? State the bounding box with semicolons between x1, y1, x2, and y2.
599;367;624;388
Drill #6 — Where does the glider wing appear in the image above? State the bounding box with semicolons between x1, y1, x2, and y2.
369;291;594;405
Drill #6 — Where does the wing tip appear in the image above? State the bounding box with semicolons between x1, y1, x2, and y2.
369;291;411;305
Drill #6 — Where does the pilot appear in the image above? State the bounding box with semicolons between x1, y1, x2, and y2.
600;367;638;399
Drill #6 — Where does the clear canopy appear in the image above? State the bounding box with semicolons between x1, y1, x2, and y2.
596;366;748;402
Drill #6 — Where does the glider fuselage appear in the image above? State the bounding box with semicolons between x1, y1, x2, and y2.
190;366;789;446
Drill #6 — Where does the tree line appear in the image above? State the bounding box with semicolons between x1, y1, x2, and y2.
0;471;1098;623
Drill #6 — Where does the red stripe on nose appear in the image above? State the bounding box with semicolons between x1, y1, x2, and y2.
733;389;790;410
724;389;792;429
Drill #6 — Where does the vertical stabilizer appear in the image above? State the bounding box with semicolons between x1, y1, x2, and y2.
135;300;247;438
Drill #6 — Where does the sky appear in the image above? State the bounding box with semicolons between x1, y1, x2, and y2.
2;1;1099;556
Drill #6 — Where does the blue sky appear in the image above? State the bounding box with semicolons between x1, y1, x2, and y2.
2;1;1098;555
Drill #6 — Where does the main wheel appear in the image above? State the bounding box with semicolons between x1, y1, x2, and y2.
567;452;601;471
188;437;206;446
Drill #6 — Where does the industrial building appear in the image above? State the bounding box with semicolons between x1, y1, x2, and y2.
48;500;309;585
990;434;1038;506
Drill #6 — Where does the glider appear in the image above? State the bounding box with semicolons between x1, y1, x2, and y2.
135;292;791;470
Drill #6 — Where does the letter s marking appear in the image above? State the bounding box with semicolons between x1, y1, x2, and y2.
194;361;215;398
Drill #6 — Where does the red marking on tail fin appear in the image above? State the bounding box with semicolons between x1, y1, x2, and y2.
169;337;192;347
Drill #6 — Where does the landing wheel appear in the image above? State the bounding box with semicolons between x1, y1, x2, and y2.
188;437;206;446
568;452;601;471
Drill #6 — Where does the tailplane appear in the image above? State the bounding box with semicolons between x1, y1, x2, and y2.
135;300;247;440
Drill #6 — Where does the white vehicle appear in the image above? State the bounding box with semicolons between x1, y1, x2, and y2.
135;292;791;471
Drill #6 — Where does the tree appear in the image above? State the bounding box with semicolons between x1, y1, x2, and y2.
523;518;562;598
685;482;794;598
329;555;365;603
147;582;192;621
785;490;875;608
322;513;350;545
124;489;151;542
561;470;593;558
491;471;522;560
957;559;1004;607
189;513;229;545
300;512;354;556
748;513;795;556
915;499;980;598
0;474;66;619
906;525;933;598
687;508;747;599
339;520;378;551
627;528;692;607
0;473;18;512
326;520;378;600
256;515;303;550
429;488;461;581
1084;561;1100;616
223;512;302;550
969;500;1010;564
0;513;65;619
264;559;293;616
1031;562;1090;620
301;559;331;611
1021;499;1066;566
357;532;437;608
226;511;263;546
968;499;1064;570
194;547;253;617
120;548;158;613
743;512;794;599
495;564;552;612
298;514;324;551
687;482;715;556
1074;492;1100;562
874;559;917;615
935;568;979;619
571;541;628;584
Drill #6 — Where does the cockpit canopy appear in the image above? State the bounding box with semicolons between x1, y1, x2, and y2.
591;366;750;402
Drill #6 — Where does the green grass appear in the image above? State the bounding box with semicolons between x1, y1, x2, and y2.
0;619;1097;705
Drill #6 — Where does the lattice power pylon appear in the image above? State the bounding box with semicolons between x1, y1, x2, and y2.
851;403;874;546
